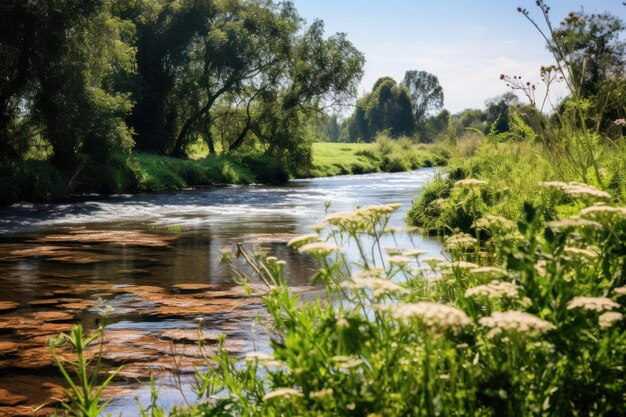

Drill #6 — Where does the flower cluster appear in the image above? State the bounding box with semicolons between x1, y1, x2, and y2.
465;281;519;299
287;234;320;248
263;388;303;401
446;233;478;250
546;217;602;232
598;312;623;328
563;246;598;259
566;296;619;312
441;261;479;270
580;205;626;222
388;255;414;267
388;302;471;332
475;215;516;232
469;266;508;276
341;275;409;297
298;242;339;257
479;311;554;334
541;181;612;200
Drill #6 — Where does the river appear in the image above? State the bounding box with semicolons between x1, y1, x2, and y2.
0;169;443;416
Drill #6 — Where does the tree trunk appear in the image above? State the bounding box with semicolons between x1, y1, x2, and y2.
171;84;231;157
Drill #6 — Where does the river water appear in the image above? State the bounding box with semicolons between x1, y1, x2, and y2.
0;169;443;416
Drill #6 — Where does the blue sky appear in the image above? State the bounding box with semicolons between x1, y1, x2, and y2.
291;0;625;113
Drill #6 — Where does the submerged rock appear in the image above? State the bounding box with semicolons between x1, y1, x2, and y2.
0;302;19;313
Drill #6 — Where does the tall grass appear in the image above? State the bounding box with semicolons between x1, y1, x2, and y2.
407;133;626;236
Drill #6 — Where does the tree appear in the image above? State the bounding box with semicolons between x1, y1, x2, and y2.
0;0;136;168
401;70;444;127
552;11;625;97
130;1;363;158
484;92;520;134
347;77;415;142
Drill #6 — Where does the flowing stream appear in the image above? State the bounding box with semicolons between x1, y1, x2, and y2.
0;169;444;416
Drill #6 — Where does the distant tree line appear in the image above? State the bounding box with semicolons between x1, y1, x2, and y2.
314;9;624;145
0;0;365;177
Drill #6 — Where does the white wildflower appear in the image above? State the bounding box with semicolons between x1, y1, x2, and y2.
446;233;478;250
336;318;350;328
287;234;320;248
598;311;623;328
547;217;603;231
342;276;409;297
323;211;361;227
475;215;516;231
470;266;508;276
535;260;547;276
245;352;273;361
264;360;287;367
479;311;554;333
541;181;611;200
580;206;626;222
421;257;445;266
465;281;519;299
567;296;619;312
357;204;396;216
441;261;479;270
298;242;339;257
306;224;326;233
388;256;413;266
389;302;471;332
384;247;404;256
263;388;303;401
614;286;626;296
403;249;427;257
564;246;598;259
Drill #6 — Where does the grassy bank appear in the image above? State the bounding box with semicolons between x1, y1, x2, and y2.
1;138;449;205
306;137;448;177
407;134;626;236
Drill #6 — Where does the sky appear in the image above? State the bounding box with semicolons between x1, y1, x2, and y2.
291;0;625;114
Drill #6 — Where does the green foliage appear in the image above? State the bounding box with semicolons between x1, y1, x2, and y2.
408;135;626;236
50;324;122;417
0;1;136;168
348;77;416;142
1;0;365;199
173;199;626;417
134;153;258;191
306;140;447;178
401;70;445;126
0;159;67;205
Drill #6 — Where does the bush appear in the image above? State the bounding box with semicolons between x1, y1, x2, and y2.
0;159;67;204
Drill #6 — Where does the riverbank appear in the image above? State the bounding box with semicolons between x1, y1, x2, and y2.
0;141;447;206
407;136;626;236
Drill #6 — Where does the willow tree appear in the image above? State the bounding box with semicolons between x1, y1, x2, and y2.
0;0;136;168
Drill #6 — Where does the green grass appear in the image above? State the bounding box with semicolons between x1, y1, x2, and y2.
306;138;448;178
407;136;626;236
133;153;257;191
308;142;380;176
